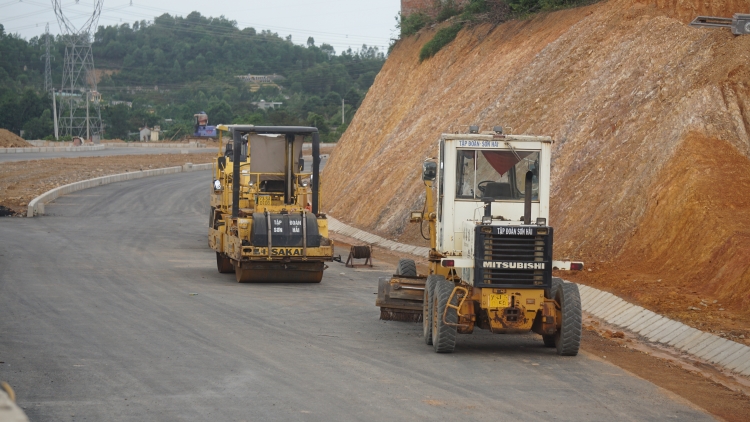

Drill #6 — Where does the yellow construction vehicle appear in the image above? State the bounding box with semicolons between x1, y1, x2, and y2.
208;125;333;282
377;127;583;354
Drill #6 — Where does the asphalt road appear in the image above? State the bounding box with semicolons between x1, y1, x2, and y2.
0;147;211;163
0;171;714;421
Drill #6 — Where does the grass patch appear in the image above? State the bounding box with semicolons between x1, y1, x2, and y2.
404;0;602;62
419;23;464;62
398;11;431;37
436;0;463;22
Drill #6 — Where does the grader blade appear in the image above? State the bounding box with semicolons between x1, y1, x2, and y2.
380;308;423;322
376;276;425;322
234;261;325;283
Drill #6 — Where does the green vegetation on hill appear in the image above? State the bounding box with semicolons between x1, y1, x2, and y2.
0;12;385;142
398;0;601;61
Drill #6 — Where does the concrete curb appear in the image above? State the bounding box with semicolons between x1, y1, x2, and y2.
327;216;431;257
27;162;213;217
102;142;203;148
327;215;750;379
0;145;105;153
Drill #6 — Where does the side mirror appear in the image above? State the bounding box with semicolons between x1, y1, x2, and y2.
422;161;437;181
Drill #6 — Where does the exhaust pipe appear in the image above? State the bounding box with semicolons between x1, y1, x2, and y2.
523;171;533;225
312;131;320;214
232;128;242;219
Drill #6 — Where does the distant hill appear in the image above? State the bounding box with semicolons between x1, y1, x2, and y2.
0;12;386;141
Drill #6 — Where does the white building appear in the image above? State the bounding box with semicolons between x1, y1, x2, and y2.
252;100;283;110
139;127;151;141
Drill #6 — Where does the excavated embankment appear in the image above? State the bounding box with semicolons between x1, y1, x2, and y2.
321;0;750;328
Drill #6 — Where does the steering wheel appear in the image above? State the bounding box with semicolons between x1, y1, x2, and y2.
477;180;495;194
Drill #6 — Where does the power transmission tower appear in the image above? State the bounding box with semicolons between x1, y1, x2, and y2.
53;0;104;142
42;23;53;93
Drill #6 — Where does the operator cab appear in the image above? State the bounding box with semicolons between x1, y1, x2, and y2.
434;133;552;255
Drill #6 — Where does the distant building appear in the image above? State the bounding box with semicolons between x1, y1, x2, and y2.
235;74;286;83
139;127;151;141
252;100;283;110
150;126;161;141
110;100;133;108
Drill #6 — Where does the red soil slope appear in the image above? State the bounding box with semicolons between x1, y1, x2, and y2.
322;0;750;332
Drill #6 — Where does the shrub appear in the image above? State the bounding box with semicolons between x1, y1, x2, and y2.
436;0;462;22
419;23;464;62
399;12;431;37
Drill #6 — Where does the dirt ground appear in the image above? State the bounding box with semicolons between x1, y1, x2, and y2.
0;153;216;216
0;144;336;217
0;129;32;148
330;232;750;421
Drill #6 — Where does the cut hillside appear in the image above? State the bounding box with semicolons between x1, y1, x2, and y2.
321;0;750;332
0;129;32;148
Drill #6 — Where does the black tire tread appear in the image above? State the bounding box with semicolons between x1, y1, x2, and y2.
396;259;417;277
433;277;458;353
547;276;563;299
556;282;582;356
423;275;438;345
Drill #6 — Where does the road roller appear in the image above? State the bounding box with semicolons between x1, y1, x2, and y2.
208;125;333;282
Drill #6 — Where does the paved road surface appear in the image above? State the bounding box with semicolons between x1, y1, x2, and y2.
0;172;713;421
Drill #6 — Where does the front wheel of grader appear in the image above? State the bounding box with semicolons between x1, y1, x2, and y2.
423;275;439;345
554;282;582;356
432;276;458;353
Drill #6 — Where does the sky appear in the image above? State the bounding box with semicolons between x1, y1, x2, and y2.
0;0;402;54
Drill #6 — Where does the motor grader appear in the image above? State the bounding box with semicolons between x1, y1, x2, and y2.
377;128;583;354
208;125;333;283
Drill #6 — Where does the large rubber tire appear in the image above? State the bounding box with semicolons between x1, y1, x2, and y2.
216;252;235;274
432;276;458;353
546;277;564;299
423;275;438;345
396;259;417;277
555;282;582;356
541;278;564;347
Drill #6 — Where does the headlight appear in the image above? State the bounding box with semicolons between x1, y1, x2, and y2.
536;217;546;226
481;216;492;225
213;180;222;190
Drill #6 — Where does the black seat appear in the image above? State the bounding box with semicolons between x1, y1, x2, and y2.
260;180;285;192
484;182;512;199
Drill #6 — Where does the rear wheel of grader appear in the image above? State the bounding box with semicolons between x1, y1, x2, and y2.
423;275;438;345
432;276;458;353
542;277;564;347
216;252;235;274
396;259;417;277
554;282;582;356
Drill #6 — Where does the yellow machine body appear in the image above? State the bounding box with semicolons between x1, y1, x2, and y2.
208;125;333;283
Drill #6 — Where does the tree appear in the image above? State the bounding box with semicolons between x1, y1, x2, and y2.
21;109;53;139
208;100;232;125
307;37;315;47
306;112;329;134
105;104;131;139
172;60;181;78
